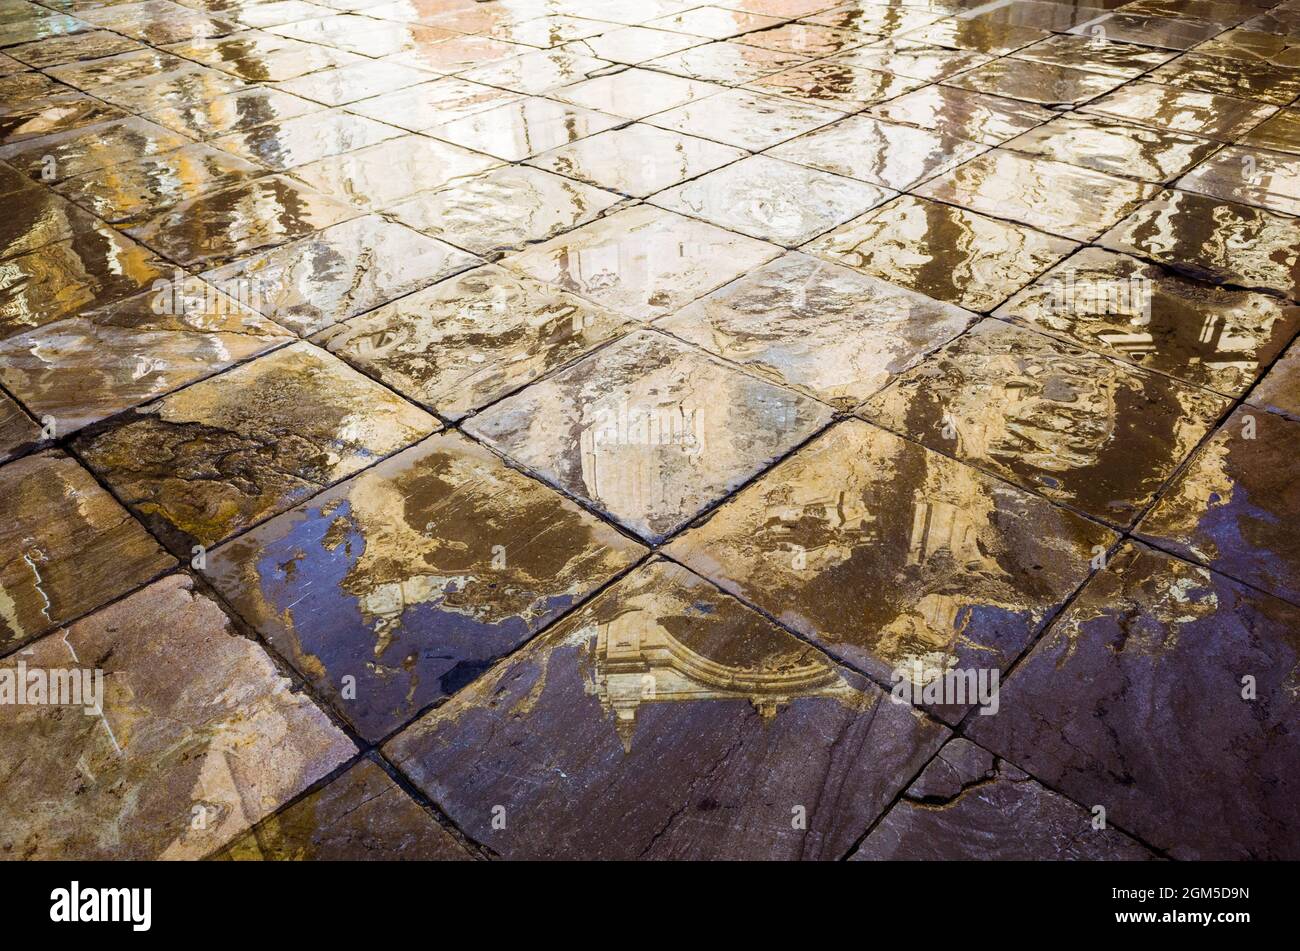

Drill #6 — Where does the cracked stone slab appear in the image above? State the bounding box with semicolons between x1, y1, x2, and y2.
384;165;623;257
850;738;1156;860
860;319;1230;526
665;419;1115;704
502;204;781;321
869;84;1055;145
1137;406;1300;605
205;431;646;741
315;263;628;420
649;154;893;245
1003;112;1221;183
0;574;355;860
211;758;472;860
915;149;1159;242
996;246;1300;398
201;215;479;337
969;542;1300;859
0;278;291;434
660;251;974;409
564;26;706;65
465;329;830;542
1100;189;1300;301
383;558;950;860
74;341;438;554
767;114;988;191
1081;81;1278;141
0;450;175;651
805;195;1077;312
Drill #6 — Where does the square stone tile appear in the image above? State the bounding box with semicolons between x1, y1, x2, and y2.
169;33;364;82
464;329;830;542
0;451;173;651
859;319;1231;526
504;204;780;321
315;263;628;419
345;78;521;132
0;574;355;860
277;59;431;106
0;277;290;433
916;149;1159;241
1081;81;1278;141
484;14;614;48
74;341;437;553
650;86;841;150
427;97;621;162
1004;112;1221;183
969;542;1300;859
205;431;646;741
212;759;472;860
0;390;38;463
650;154;893;245
1100;189;1300;301
0;116;190;183
943;57;1126;108
745;59;923;111
383;34;534;73
1009;33;1176;78
1177;146;1300;217
665;419;1115;702
564;26;706;65
0;92;127;146
528;123;745;198
53;144;264;227
209;110;403;171
1197;26;1300;68
850;738;1155;860
768;114;987;190
901;16;1049;54
644;40;812;84
1137;406;1300;605
456;49;611;96
385;165;623;257
660;251;974;408
1146;51;1300;105
1248;340;1300;419
1067;12;1222;49
1241;107;1300;155
47;48;186;91
647;5;784;38
5;29;142;68
144;86;325;139
806;195;1078;312
1;227;169;341
202;215;478;336
996;247;1300;399
96;66;251;115
738;21;868;55
554;68;722;120
288;134;502;210
826;39;993;81
0;186;101;260
869;84;1054;145
383;558;949;860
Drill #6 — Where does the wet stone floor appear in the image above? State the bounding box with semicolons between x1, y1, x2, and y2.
0;0;1298;863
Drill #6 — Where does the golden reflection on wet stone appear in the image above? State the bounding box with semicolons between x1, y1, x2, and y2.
1004;112;1221;182
1081;80;1278;140
1177;146;1300;216
869;83;1054;145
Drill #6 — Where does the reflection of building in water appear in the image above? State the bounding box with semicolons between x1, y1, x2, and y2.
584;609;854;752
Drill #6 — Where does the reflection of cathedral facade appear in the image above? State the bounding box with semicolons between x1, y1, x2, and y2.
584;610;855;752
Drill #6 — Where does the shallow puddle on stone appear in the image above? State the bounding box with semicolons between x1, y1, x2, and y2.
869;83;1054;145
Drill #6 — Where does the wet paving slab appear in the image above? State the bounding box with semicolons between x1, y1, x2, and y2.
0;389;38;463
382;558;949;860
1003;111;1221;182
1081;80;1279;140
211;758;472;860
665;418;1115;716
207;109;403;171
858;318;1230;526
204;431;645;741
0;450;174;651
456;48;612;97
73;341;437;554
806;194;1078;312
942;55;1127;107
1248;338;1300;418
1241;105;1300;153
0;574;355;859
345;77;521;131
826;38;993;81
0;116;192;182
1177;144;1300;216
868;83;1055;145
143;85;324;138
553;67;722;119
315;263;628;420
969;542;1300;859
644;38;813;82
1008;33;1177;77
1136;405;1300;605
647;86;841;149
850;738;1157;860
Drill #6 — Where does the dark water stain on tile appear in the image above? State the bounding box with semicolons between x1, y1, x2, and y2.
0;574;354;859
1240;107;1300;155
860;319;1230;526
0;450;174;651
383;558;949;860
211;758;472;860
970;542;1300;859
74;341;437;553
205;431;646;741
663;418;1115;716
